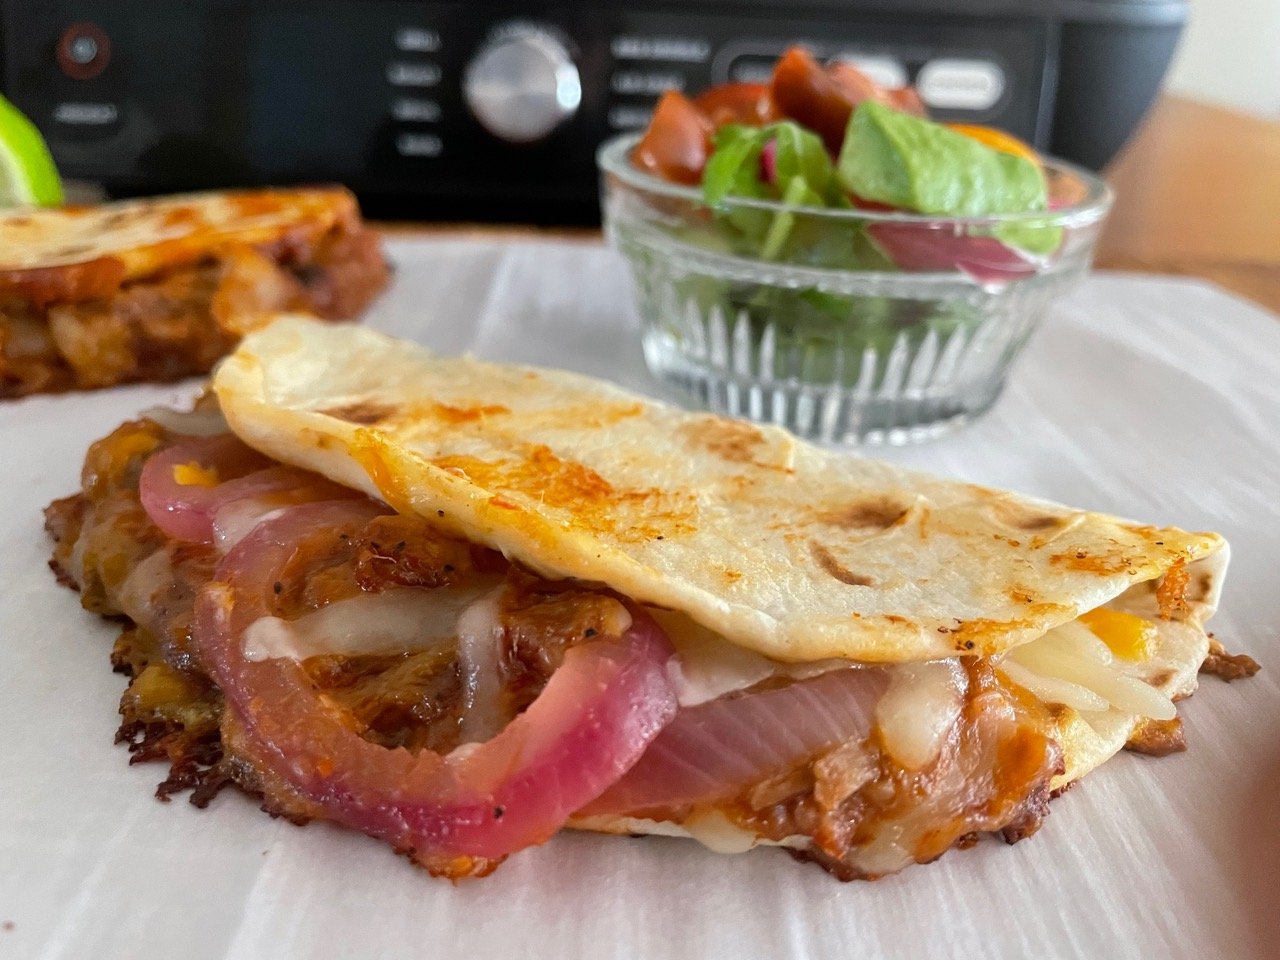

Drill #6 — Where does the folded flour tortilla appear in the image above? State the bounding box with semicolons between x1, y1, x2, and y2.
214;316;1227;813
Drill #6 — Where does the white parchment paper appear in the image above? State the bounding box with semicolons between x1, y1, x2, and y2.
2;238;1277;960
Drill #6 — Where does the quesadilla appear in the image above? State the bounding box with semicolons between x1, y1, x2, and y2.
45;316;1255;880
0;188;387;397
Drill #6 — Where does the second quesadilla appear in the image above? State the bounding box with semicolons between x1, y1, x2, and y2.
0;188;387;397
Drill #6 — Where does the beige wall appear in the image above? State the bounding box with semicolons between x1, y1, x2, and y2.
1166;0;1280;117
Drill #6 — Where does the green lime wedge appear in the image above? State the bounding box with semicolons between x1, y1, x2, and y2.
0;94;63;207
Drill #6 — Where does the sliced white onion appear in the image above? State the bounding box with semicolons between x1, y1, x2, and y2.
874;660;966;770
242;580;502;662
997;658;1110;713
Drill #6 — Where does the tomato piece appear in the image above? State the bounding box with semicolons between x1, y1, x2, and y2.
770;47;854;153
770;47;926;153
887;86;928;118
829;64;927;120
828;62;890;111
631;91;713;185
693;83;777;127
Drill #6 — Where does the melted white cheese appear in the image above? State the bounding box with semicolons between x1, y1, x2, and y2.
242;579;502;661
1005;616;1177;721
998;659;1108;713
455;586;508;744
141;405;229;436
652;609;776;706
212;501;287;554
649;608;851;707
568;813;809;853
874;660;966;770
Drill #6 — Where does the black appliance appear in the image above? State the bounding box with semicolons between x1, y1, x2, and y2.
0;1;1186;222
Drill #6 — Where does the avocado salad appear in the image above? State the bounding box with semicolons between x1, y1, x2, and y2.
631;46;1061;277
619;48;1071;369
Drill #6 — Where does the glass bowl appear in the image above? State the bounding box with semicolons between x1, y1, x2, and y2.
598;132;1113;445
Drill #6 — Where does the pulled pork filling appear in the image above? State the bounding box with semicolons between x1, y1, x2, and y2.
2;222;387;397
47;411;1066;880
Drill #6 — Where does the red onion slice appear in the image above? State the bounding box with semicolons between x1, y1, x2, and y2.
139;436;272;542
761;138;779;185
140;436;356;546
195;500;678;865
868;222;1047;286
583;667;889;815
207;468;359;552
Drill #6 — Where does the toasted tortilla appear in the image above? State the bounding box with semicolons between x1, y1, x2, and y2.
0;188;359;302
213;316;1225;665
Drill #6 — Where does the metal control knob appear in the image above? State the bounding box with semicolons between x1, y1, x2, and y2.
463;25;581;143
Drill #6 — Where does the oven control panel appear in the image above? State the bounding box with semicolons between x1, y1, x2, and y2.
2;3;1056;220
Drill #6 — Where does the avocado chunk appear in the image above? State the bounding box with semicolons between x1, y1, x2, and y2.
837;101;1048;217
